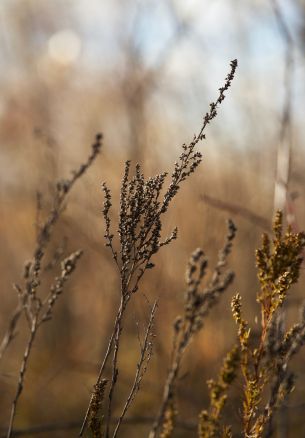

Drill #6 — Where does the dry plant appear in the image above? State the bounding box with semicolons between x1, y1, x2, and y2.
198;344;240;438
230;211;305;437
80;59;238;437
111;299;157;438
197;211;305;438
149;220;237;438
3;134;102;438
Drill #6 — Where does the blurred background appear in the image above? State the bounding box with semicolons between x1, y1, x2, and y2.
1;0;305;436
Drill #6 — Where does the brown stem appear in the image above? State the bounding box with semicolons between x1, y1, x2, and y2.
105;297;126;437
7;318;38;438
0;305;23;362
112;301;157;438
79;311;120;436
149;333;185;438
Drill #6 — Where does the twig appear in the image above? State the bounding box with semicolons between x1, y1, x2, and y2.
0;134;102;363
201;193;270;231
79;311;122;436
6;251;83;438
105;297;126;437
112;301;158;438
0;305;23;361
7;318;38;438
5;135;102;438
149;220;236;438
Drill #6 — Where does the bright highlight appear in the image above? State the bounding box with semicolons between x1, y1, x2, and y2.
48;29;81;65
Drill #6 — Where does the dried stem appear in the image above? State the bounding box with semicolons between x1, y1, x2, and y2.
201;193;270;231
4;135;101;437
112;301;158;438
6;251;83;438
105;297;126;437
7;318;38;438
80;60;238;437
149;220;236;438
0;305;23;361
0;134;102;363
231;212;305;437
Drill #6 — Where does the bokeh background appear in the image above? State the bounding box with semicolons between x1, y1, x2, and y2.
1;0;305;436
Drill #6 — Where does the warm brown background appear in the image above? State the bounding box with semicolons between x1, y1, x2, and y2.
1;1;305;436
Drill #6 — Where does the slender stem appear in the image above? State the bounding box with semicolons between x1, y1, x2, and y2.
149;336;185;438
79;313;119;436
0;305;23;362
112;301;157;438
105;297;126;437
7;318;38;438
80;271;132;436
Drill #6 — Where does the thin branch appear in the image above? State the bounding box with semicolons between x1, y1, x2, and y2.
0;305;23;361
6;251;83;438
4;134;101;437
201;193;270;231
0;134;102;363
149;221;236;438
7;318;38;438
79;302;125;436
105;297;126;437
112;301;158;438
